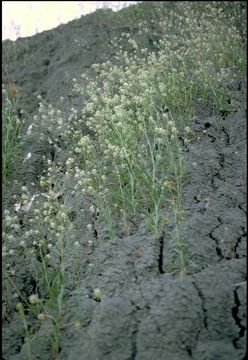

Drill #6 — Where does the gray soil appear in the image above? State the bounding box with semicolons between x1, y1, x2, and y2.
2;2;247;360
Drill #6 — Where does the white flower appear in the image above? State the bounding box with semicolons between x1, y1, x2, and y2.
94;288;103;299
87;224;92;231
89;205;95;213
167;120;174;127
14;203;21;212
87;186;94;194
23;152;32;163
13;224;20;231
37;313;46;321
27;124;33;135
29;294;39;304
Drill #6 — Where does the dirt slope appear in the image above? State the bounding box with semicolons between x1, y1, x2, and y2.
2;2;246;359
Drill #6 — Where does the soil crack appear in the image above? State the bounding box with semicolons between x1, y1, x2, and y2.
192;281;208;346
227;227;247;260
131;326;138;360
132;261;139;284
238;205;247;215
158;232;165;274
232;288;246;349
130;300;142;360
222;126;230;146
209;218;224;260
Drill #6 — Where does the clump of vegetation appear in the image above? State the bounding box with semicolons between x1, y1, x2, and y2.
2;85;23;184
71;0;246;269
2;2;246;358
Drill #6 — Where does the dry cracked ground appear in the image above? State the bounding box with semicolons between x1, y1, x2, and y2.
2;2;247;360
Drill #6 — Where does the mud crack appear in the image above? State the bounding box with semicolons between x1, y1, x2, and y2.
158;232;165;274
218;153;225;168
210;169;221;190
222;126;230;146
131;320;138;360
192;281;208;345
227;227;247;260
207;133;216;143
209;217;224;260
238;205;247;215
132;261;138;284
232;288;246;349
130;300;142;360
220;110;230;119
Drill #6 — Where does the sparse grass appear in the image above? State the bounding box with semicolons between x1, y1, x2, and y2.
2;85;22;185
2;1;246;358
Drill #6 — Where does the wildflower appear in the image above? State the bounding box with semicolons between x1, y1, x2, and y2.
23;152;32;163
87;186;94;194
66;158;75;166
13;224;20;232
16;303;23;311
4;215;12;226
37;313;46;321
74;321;81;330
94;288;103;300
89;205;95;213
14;203;21;212
87;224;92;231
27;124;33;136
29;294;39;304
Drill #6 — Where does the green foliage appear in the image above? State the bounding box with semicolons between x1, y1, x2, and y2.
2;86;22;185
